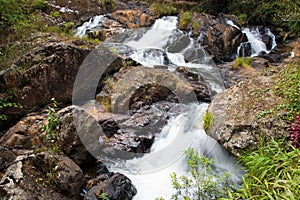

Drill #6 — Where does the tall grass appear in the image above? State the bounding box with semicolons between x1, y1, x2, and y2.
228;139;300;199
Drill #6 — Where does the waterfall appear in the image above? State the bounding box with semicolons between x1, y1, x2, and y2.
226;20;277;57
76;15;244;199
74;15;106;37
238;27;277;57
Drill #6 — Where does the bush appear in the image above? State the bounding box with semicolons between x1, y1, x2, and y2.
290;115;300;148
158;148;236;200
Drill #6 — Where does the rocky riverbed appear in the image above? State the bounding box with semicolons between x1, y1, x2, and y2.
0;0;299;199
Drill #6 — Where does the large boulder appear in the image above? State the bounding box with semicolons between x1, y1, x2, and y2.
0;152;83;199
206;68;290;156
0;40;124;131
179;13;245;62
97;66;211;114
57;105;100;166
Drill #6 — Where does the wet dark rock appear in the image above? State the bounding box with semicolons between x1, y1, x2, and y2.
176;67;212;102
167;34;191;53
96;66;210;114
84;173;137;200
179;13;244;62
262;38;300;64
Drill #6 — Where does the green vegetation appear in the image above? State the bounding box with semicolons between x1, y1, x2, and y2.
228;0;300;36
0;96;22;120
98;192;110;200
178;11;193;29
99;0;117;13
203;111;213;132
257;62;300;120
158;148;236;200
233;57;251;70
150;0;177;17
228;139;300;199
273;62;300;120
42;98;60;151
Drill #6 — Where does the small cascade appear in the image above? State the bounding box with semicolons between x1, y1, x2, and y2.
126;16;178;49
226;19;240;30
74;15;106;37
226;20;277;57
237;27;277;57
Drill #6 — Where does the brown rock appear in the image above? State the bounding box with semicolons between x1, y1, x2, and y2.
111;9;155;29
0;115;45;149
207;70;289;156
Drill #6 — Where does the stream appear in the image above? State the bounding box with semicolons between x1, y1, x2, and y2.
74;15;276;199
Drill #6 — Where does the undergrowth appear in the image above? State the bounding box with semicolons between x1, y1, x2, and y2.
233;57;251;70
42;98;60;152
257;61;300;120
228;138;300;199
158;148;236;200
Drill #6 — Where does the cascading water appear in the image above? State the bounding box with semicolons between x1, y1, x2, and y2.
109;103;243;199
238;27;277;57
74;15;106;37
75;16;243;199
226;20;277;57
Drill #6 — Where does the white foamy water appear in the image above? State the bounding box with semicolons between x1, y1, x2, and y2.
74;15;105;37
109;103;243;199
126;16;178;49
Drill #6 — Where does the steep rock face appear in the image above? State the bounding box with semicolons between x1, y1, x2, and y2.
207;70;290;156
0;41;123;130
180;13;245;62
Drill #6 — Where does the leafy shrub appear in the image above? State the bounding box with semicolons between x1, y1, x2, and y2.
229;139;300;199
42;98;60;147
159;148;236;200
273;62;300;120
